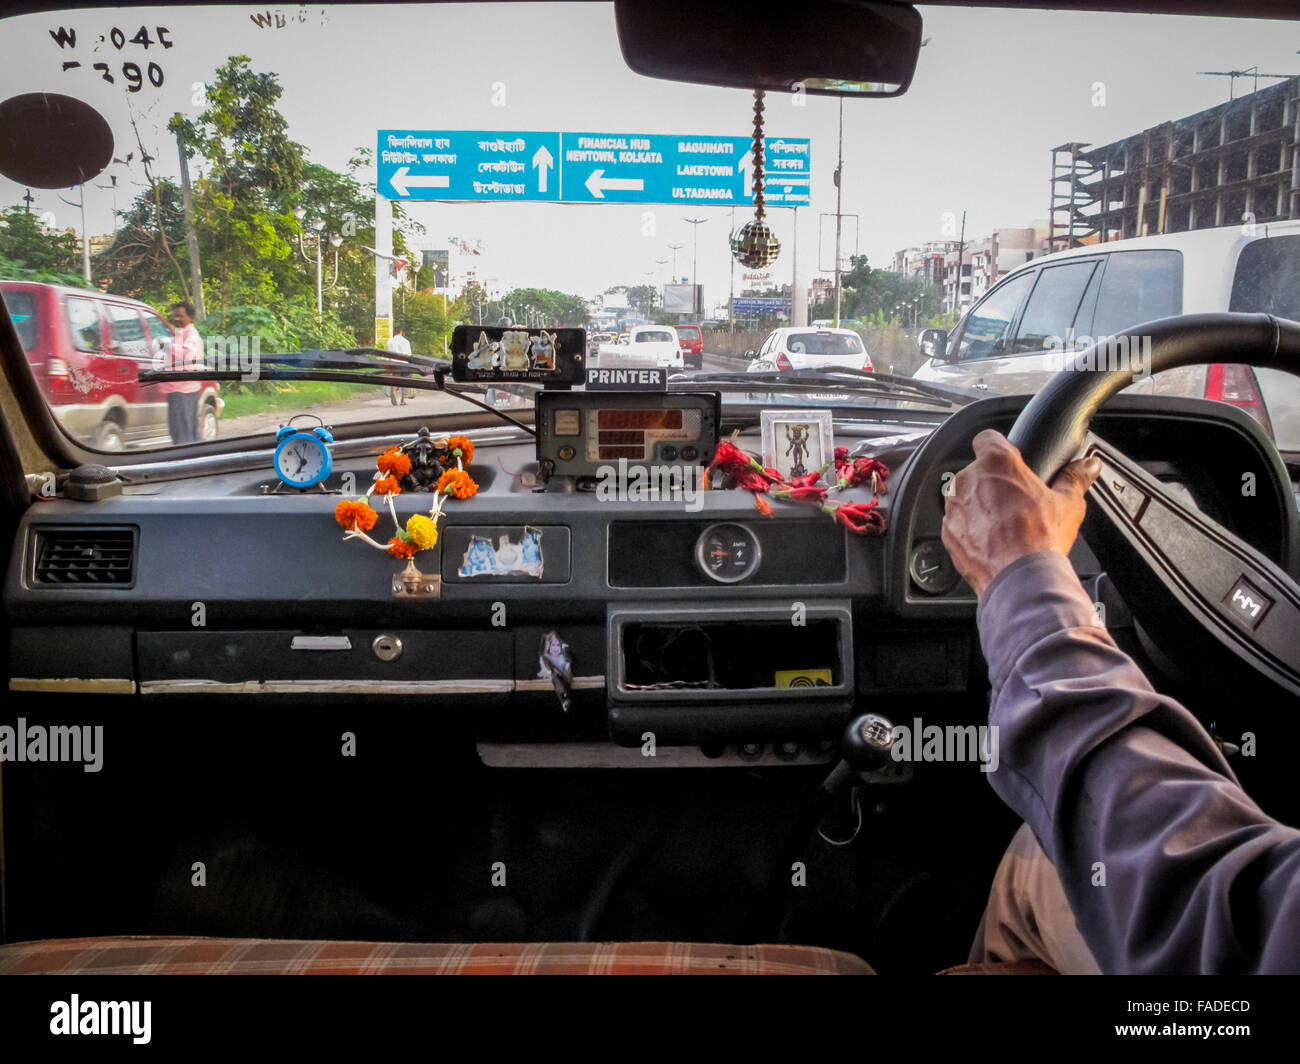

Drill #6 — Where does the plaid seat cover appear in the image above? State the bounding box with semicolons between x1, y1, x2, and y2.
0;936;872;975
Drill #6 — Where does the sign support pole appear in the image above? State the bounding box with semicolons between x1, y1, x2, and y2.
374;192;392;347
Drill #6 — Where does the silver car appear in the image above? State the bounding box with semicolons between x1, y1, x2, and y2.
914;223;1300;452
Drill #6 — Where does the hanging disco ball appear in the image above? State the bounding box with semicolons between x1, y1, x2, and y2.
730;219;781;268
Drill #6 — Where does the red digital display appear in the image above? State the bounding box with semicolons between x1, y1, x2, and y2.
597;409;684;430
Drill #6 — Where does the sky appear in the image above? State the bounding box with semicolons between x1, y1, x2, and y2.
2;3;1298;313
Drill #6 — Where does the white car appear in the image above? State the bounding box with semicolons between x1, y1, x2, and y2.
595;325;683;369
746;327;874;372
914;222;1300;451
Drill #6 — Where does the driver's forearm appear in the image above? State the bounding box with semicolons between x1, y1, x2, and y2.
977;550;1300;974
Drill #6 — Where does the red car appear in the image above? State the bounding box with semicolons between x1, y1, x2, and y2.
673;323;704;369
0;281;222;450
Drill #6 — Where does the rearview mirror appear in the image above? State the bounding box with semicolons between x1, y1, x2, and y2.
614;0;922;98
919;328;950;361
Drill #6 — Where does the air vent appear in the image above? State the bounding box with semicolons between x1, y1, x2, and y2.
31;527;136;586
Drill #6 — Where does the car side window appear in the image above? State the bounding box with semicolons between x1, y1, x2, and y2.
65;296;106;353
106;304;150;358
1091;249;1183;339
954;272;1034;361
144;313;173;364
1010;261;1098;354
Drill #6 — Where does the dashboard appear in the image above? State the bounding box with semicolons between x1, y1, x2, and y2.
6;393;1295;768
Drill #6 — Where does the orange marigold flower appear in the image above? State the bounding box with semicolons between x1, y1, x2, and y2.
753;494;773;517
386;536;418;559
376;446;412;477
334;498;378;532
446;435;474;465
437;468;479;499
371;474;401;496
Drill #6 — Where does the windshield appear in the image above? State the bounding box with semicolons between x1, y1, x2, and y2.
1;4;1297;453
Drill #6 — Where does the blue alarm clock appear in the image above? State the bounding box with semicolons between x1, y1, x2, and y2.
273;419;334;489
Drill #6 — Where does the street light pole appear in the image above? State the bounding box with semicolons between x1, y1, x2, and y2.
833;99;844;328
728;206;736;336
684;218;706;318
667;243;682;282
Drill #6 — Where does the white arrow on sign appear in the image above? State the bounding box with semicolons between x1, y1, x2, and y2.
389;166;450;197
585;169;644;199
532;145;554;193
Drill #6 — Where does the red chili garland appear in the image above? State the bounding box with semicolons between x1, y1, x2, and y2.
704;439;888;534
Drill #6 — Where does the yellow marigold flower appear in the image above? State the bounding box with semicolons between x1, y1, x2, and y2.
405;514;437;550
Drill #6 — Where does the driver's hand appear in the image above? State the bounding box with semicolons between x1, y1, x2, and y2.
941;429;1102;598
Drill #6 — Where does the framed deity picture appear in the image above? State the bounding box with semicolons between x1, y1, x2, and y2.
760;410;834;482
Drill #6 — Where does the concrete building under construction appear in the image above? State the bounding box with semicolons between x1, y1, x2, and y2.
1050;75;1300;250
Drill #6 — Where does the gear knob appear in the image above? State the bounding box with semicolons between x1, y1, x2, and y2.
842;713;896;771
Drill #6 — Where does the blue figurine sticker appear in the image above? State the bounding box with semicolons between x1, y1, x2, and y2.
458;526;544;578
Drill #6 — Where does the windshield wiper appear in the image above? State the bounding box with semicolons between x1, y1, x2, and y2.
669;367;979;408
140;347;538;435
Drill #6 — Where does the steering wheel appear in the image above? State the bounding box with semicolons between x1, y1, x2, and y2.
1008;312;1300;702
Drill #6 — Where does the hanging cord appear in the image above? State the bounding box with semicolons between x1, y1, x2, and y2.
752;89;766;223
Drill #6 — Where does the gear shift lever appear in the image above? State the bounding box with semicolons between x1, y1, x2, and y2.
842;713;897;771
819;712;897;797
750;712;897;938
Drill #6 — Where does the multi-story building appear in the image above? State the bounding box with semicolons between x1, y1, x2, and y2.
1050;75;1300;249
895;228;1050;313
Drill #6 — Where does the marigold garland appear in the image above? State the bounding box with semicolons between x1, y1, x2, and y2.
386;536;418;559
337;435;480;563
437;468;479;499
377;446;412;478
446;435;475;465
334;498;378;532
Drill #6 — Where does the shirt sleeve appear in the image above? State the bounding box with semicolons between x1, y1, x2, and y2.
183;326;205;369
977;549;1300;973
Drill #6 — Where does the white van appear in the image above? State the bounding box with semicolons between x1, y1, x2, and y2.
914;223;1300;452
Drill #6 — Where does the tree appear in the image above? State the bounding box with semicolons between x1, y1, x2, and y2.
498;287;591;326
400;291;469;357
169;56;308;326
0;207;81;276
625;284;658;316
809;255;938;324
93;181;187;302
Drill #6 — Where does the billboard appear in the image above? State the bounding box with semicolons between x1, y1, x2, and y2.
422;249;450;288
664;284;701;314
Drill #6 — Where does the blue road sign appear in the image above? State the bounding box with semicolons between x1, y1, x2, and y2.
734;297;793;313
378;130;809;207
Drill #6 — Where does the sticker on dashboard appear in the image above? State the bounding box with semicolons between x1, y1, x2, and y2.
458;526;544;579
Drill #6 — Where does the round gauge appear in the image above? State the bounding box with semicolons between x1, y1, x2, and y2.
273;426;333;489
909;539;960;595
695;522;761;584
